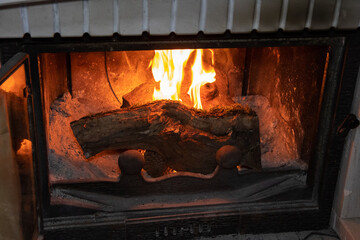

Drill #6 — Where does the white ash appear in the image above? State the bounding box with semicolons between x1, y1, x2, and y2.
48;91;120;183
234;95;307;169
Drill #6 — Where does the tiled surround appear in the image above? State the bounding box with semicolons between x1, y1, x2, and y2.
0;0;359;38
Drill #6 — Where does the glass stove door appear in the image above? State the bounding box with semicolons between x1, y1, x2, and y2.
0;53;37;240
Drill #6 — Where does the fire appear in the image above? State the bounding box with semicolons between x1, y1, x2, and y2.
188;49;216;109
151;49;192;101
150;49;216;109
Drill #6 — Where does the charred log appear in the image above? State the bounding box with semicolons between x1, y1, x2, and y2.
70;100;261;174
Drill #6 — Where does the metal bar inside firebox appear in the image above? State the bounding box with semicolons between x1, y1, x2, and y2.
242;48;252;96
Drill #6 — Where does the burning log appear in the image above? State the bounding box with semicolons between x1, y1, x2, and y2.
121;81;236;110
121;82;155;108
70;100;261;174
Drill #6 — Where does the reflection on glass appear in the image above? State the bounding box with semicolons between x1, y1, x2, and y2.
0;63;36;240
0;64;26;97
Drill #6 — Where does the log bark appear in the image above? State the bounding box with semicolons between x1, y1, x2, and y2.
70;100;261;174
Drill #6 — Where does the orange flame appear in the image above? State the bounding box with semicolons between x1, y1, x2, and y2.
150;49;216;109
151;49;192;101
187;49;216;109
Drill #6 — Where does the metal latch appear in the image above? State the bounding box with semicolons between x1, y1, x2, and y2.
337;114;360;137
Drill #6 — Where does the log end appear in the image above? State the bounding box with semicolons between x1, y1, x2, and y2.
118;150;145;175
216;145;241;169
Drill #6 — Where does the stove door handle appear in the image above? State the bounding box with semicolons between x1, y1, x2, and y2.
337;114;360;137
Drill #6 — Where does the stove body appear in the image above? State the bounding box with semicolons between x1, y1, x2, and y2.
0;1;360;239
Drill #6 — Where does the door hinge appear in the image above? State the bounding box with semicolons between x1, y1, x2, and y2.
23;86;31;98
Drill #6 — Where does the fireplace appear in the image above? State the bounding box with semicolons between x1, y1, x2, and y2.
1;1;360;239
44;45;328;182
0;34;358;239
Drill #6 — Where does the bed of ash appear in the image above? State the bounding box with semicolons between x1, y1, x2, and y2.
48;92;307;183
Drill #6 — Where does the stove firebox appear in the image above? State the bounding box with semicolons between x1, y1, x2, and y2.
0;33;359;239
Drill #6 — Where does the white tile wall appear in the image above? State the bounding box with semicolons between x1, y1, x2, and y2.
119;0;142;36
0;0;359;38
311;0;337;30
59;1;83;37
149;0;171;35
258;0;282;32
204;0;228;34
338;0;360;29
0;8;23;38
176;0;201;34
89;0;113;36
285;0;309;31
27;4;53;37
232;0;256;33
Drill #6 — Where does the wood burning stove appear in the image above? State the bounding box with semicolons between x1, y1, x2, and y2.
1;32;359;239
1;1;360;239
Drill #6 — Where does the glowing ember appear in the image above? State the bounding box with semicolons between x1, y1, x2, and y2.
150;49;216;109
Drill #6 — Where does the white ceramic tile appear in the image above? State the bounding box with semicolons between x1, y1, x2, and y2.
0;8;23;38
89;0;113;36
28;4;53;37
232;0;256;33
1;0;360;38
285;0;309;31
59;1;83;37
119;0;142;36
258;0;282;32
337;0;360;29
311;0;336;30
149;0;171;35
176;0;201;35
204;0;228;34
